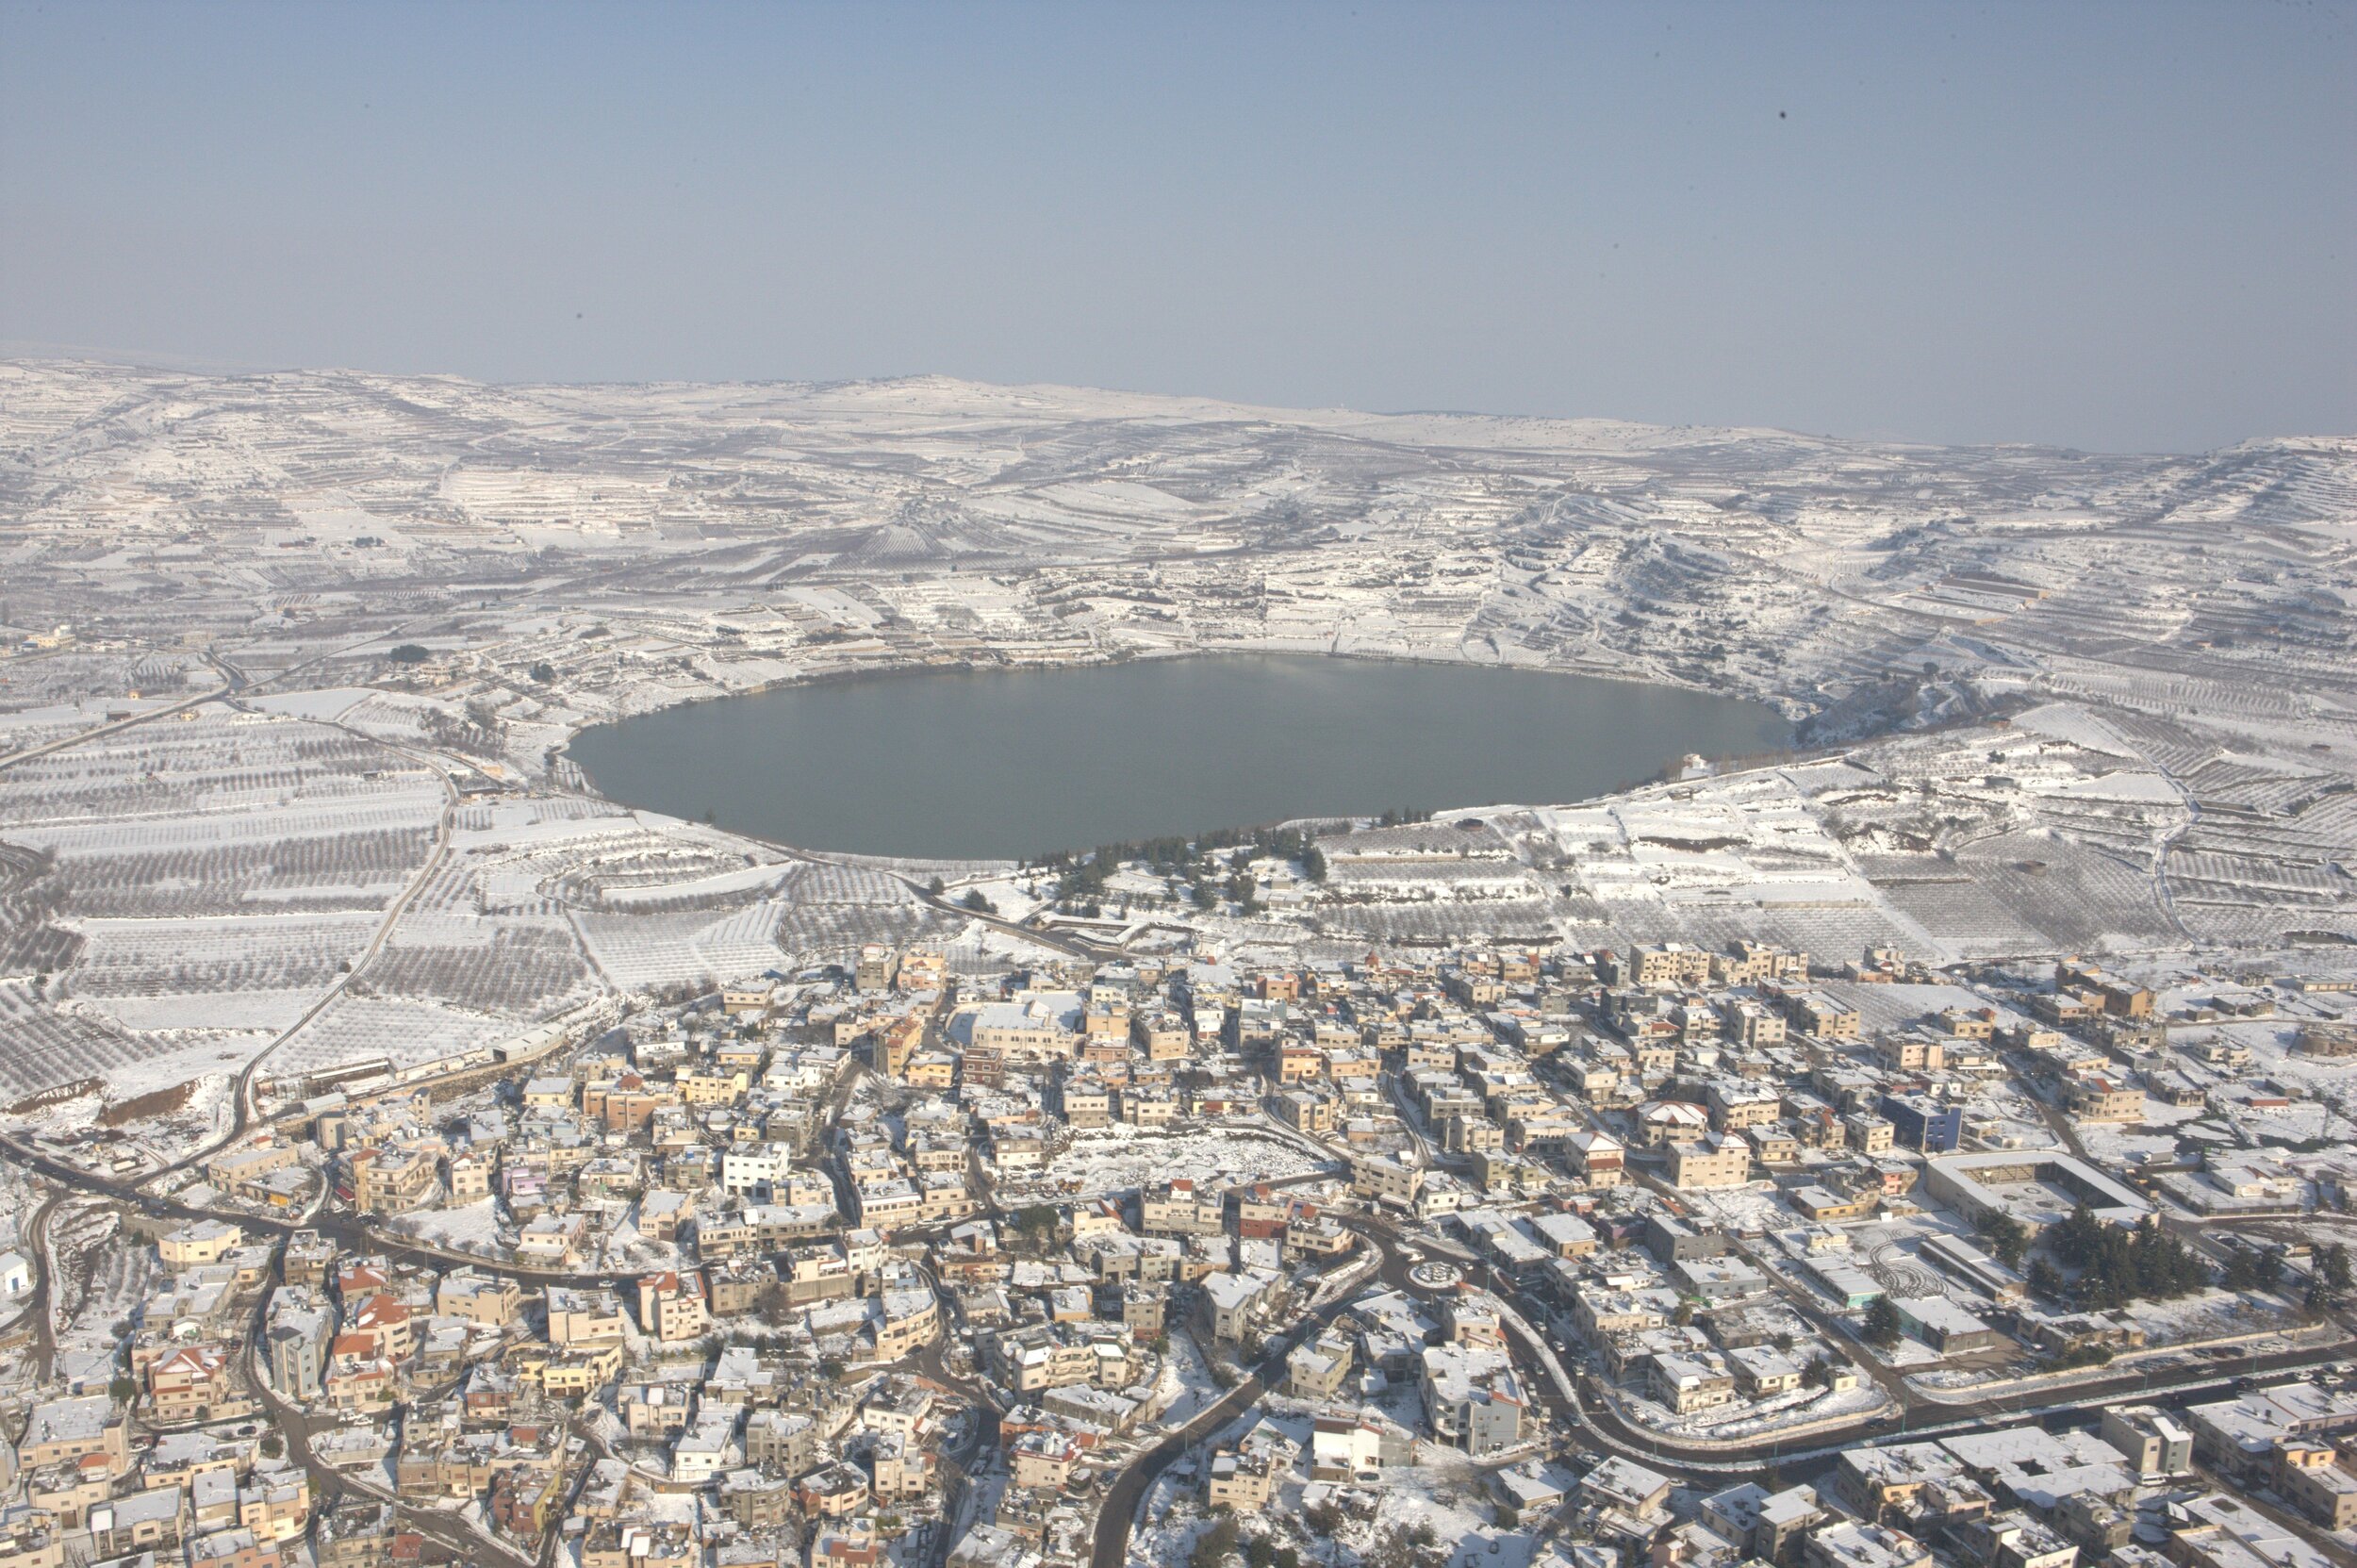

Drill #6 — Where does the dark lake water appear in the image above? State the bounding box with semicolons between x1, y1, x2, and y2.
568;654;1791;860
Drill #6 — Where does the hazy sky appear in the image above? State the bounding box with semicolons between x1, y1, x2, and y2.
3;3;2350;453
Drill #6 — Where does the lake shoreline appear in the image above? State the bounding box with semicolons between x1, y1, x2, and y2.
568;652;1794;861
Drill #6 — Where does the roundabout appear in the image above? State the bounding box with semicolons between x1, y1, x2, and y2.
1408;1260;1462;1292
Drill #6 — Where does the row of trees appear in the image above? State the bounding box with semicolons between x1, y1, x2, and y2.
2220;1247;2284;1294
2305;1242;2353;1316
1873;1213;2205;1347
1030;824;1325;884
2041;1206;2207;1308
1983;1206;2347;1317
1974;1210;2029;1268
1031;825;1330;916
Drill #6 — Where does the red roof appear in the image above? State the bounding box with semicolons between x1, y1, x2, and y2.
354;1294;409;1326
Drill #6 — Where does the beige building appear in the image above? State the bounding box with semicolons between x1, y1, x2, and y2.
546;1287;629;1346
1720;1000;1788;1048
1568;1130;1624;1186
2062;1072;2145;1123
2278;1444;2357;1530
636;1271;712;1343
1630;944;1714;988
1205;1447;1277;1511
1780;992;1862;1040
1844;1114;1895;1155
1877;1036;1946;1073
1670;1137;1752;1190
447;1152;493;1202
1352;1154;1424;1208
1271;1088;1337;1134
1708;1082;1780;1131
1140;1180;1225;1236
1009;1432;1082;1491
350;1145;439;1213
1134;1012;1191;1061
1650;1353;1736;1413
872;1289;940;1360
435;1270;520;1328
20;1395;130;1471
158;1220;243;1268
968;998;1080;1061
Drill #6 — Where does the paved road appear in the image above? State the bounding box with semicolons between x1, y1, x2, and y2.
0;683;236;771
0;1132;759;1291
915;1338;1002;1568
240;1238;541;1568
1089;1227;1404;1568
156;723;467;1180
1350;1206;2357;1478
0;620;428;774
17;1190;62;1380
1089;1360;1271;1568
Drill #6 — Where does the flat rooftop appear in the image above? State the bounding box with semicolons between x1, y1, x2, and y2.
1925;1150;2148;1228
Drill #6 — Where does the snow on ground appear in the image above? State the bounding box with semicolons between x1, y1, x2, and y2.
272;994;519;1076
1146;1326;1226;1427
1131;1409;1525;1568
1328;1442;1533;1568
62;1219;158;1351
2078;1286;2299;1348
2077;1111;2208;1173
80;991;312;1034
1671;1182;1803;1236
1617;1378;1891;1441
1913;1323;2327;1399
247;688;376;720
1818;982;2038;1037
391;1198;507;1256
1909;1288;2306;1396
997;1123;1324;1203
75;1033;250;1108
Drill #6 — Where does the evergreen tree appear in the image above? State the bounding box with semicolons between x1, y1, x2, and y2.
2042;1204;2206;1306
1863;1295;1904;1347
1194;1516;1241;1568
1975;1212;2030;1268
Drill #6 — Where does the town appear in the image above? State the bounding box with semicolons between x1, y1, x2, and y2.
0;367;2353;1568
3;7;2350;1568
5;926;2357;1568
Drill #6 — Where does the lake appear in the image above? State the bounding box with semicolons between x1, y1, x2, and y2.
567;654;1791;860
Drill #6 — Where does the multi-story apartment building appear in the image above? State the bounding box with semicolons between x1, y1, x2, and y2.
635;1271;711;1344
1670;1136;1753;1190
348;1146;439;1213
546;1287;630;1346
147;1345;235;1425
1351;1154;1424;1208
1139;1179;1225;1236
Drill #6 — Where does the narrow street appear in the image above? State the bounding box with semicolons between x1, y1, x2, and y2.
240;1244;540;1568
16;1190;62;1381
1090;1224;1407;1568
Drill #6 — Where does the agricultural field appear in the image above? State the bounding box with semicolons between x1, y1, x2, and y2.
0;363;2352;1102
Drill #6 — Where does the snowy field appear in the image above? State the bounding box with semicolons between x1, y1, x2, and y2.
995;1124;1327;1203
5;364;2356;1106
